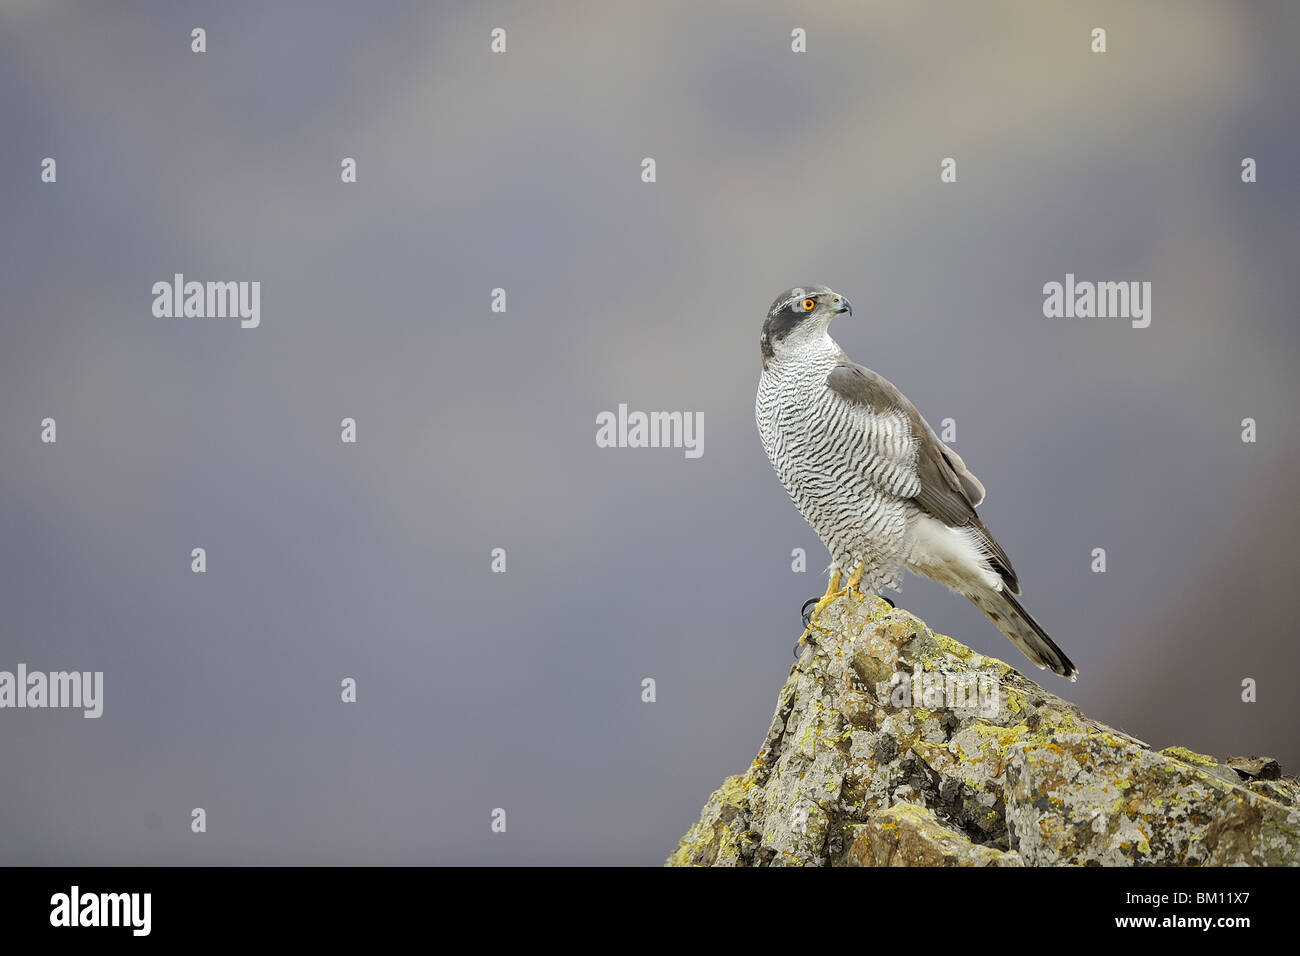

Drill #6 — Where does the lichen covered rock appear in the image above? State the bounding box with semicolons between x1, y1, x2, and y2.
666;593;1300;867
837;802;1022;867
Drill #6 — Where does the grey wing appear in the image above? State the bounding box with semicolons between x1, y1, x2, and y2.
825;362;1020;594
932;438;985;507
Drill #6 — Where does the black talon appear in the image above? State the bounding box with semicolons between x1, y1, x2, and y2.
800;597;819;628
880;595;895;609
790;598;821;658
794;597;822;657
792;631;816;658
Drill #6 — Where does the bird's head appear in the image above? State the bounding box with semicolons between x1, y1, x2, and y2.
760;285;852;363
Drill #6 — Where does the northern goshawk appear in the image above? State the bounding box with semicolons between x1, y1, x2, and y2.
755;285;1077;680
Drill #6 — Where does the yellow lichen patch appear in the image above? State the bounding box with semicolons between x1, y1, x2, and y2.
928;631;973;663
1026;712;1087;739
1160;746;1218;767
867;598;896;622
971;720;1030;755
716;775;750;810
1090;731;1126;747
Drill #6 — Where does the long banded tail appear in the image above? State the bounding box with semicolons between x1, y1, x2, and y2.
968;587;1077;681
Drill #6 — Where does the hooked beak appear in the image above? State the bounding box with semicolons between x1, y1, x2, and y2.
832;293;852;316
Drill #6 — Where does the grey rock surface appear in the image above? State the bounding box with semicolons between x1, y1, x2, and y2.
667;593;1300;866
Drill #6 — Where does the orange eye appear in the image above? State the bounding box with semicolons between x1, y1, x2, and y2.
801;298;816;311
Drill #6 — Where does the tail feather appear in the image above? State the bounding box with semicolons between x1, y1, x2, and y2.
968;587;1077;681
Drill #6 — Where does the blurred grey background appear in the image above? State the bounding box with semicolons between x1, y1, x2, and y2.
1;0;1298;865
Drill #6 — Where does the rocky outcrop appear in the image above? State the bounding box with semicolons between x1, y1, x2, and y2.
667;592;1300;866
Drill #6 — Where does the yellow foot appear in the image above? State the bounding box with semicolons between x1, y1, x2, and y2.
846;560;869;598
796;570;847;647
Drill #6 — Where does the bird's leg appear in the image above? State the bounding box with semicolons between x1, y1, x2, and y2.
813;568;843;615
844;562;895;609
794;570;844;652
846;560;869;597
